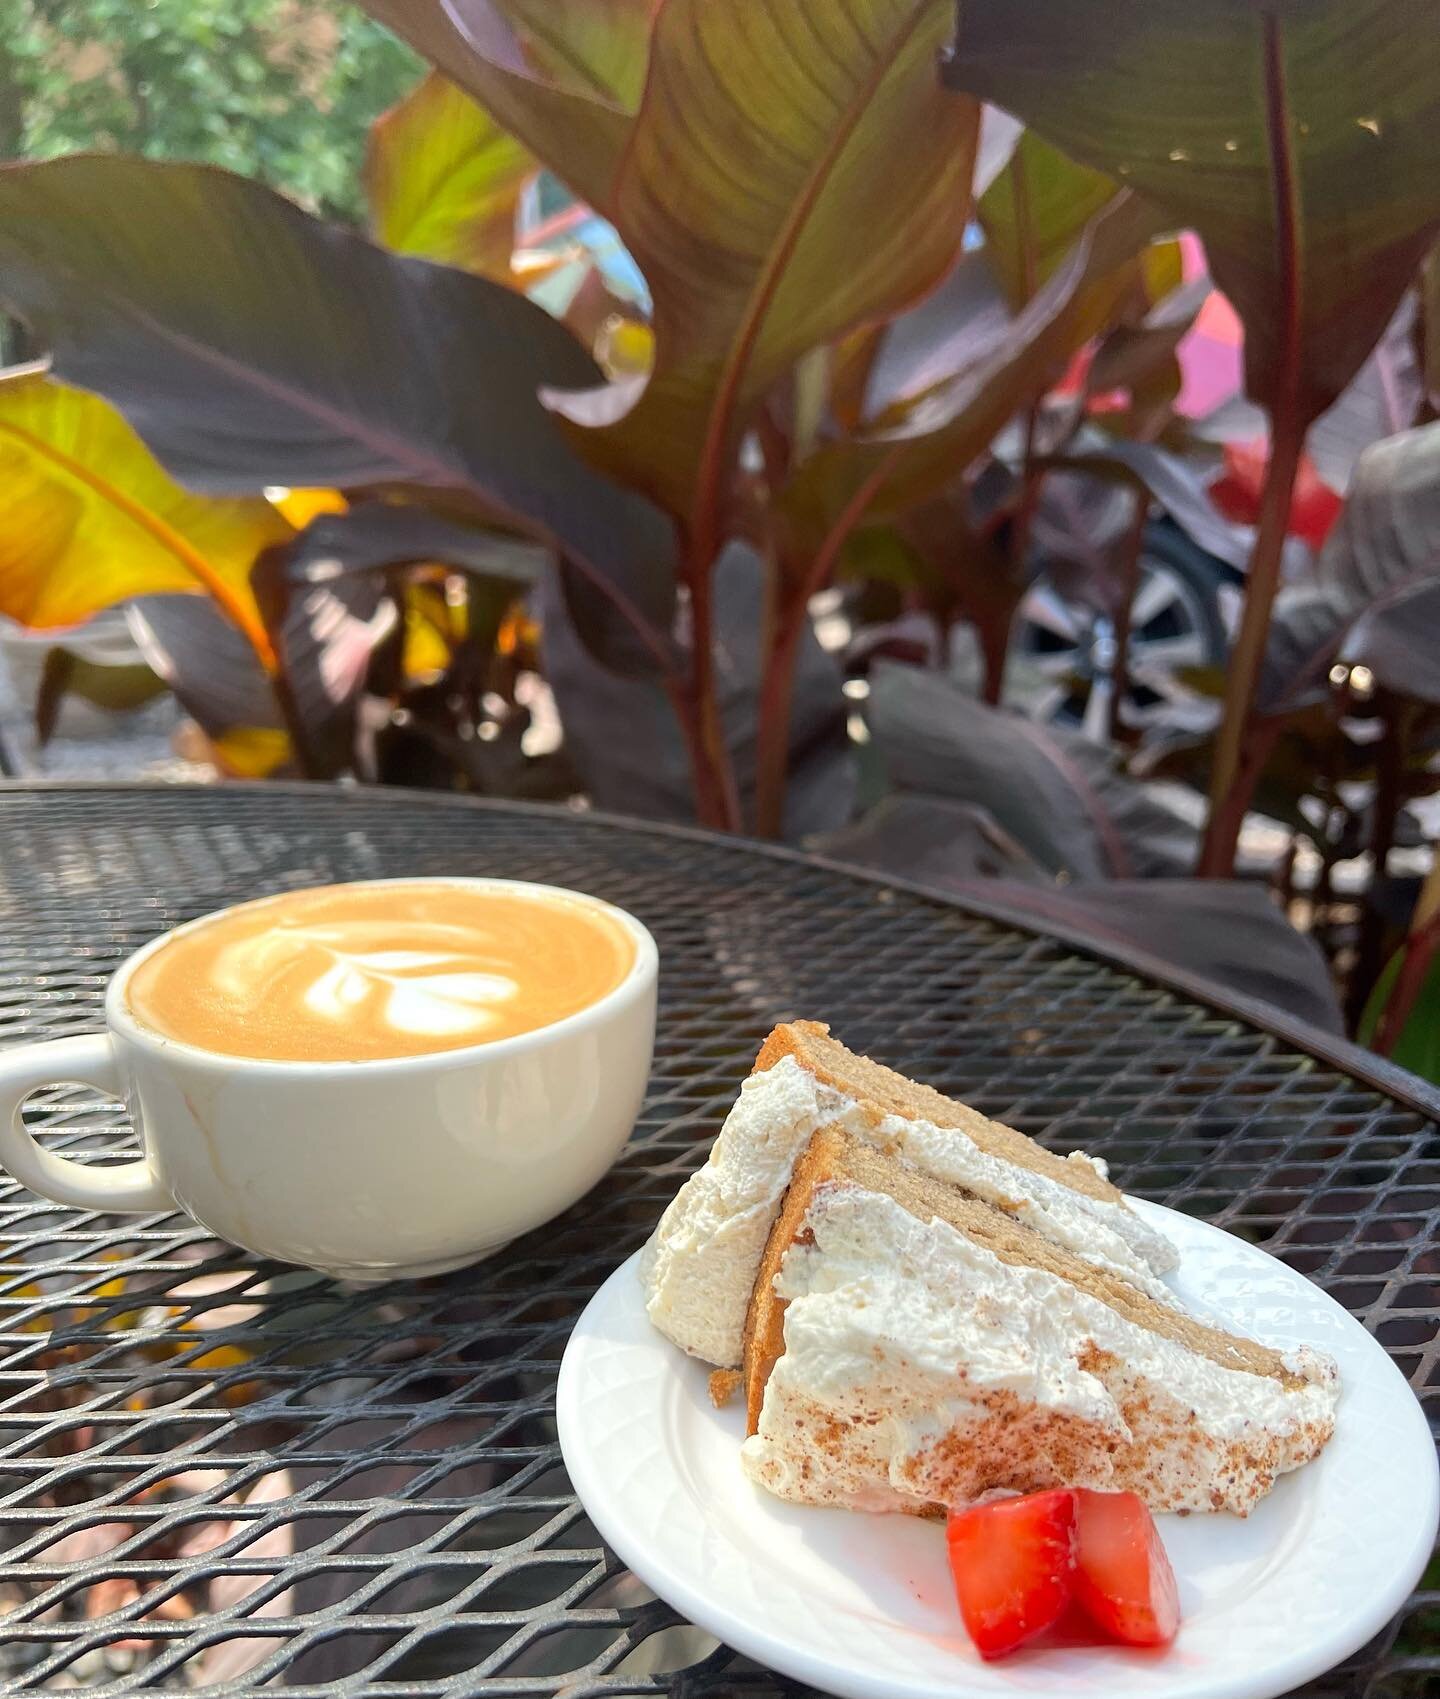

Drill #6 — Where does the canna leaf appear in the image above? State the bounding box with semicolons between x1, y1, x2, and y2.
0;158;677;667
779;193;1167;560
358;0;649;207
946;0;1440;424
365;72;535;277
548;0;980;538
0;369;287;661
979;130;1118;308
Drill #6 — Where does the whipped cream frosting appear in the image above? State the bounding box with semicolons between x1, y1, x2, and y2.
740;1188;1339;1515
640;1056;1178;1367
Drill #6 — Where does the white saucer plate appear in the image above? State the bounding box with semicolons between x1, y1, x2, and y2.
557;1199;1438;1699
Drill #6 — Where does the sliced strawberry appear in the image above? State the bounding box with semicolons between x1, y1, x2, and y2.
1071;1488;1180;1647
946;1490;1077;1660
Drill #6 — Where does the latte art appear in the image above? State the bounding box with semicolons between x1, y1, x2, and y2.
215;927;522;1042
126;882;636;1063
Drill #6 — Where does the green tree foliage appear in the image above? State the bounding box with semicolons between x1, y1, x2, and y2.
0;0;420;223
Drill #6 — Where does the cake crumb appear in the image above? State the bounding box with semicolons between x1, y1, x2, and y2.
709;1369;741;1407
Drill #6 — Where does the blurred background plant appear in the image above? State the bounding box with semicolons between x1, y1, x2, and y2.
1;0;419;223
1;0;1439;1075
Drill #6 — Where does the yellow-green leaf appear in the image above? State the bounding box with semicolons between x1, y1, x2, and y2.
359;0;647;208
366;72;535;276
500;0;651;111
403;584;457;680
0;371;289;664
557;0;980;541
979;131;1118;308
268;487;347;529
209;726;293;778
1142;238;1185;307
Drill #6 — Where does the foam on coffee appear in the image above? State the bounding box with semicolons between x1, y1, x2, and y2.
125;882;636;1063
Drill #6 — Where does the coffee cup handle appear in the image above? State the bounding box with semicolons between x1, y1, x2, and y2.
0;1034;174;1212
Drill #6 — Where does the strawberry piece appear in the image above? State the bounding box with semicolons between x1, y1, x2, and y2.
946;1490;1077;1660
1071;1488;1180;1647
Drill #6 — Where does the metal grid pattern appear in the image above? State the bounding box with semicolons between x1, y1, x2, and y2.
0;783;1434;1698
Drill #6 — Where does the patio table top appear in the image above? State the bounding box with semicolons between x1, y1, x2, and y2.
0;780;1435;1698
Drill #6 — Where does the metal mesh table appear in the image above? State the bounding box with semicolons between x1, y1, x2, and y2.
0;782;1436;1698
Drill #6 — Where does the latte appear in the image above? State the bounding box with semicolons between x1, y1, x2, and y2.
125;880;636;1063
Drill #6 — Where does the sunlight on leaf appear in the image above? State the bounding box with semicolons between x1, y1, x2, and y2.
979;131;1118;308
404;585;456;681
359;0;642;206
0;370;288;661
209;726;293;778
366;72;535;277
1142;238;1186;307
268;487;348;529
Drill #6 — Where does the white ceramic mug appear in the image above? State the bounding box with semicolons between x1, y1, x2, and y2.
0;878;658;1281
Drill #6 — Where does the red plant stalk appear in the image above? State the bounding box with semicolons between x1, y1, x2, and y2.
975;613;1009;707
1374;911;1440;1057
753;458;895;837
1195;417;1305;875
1199;711;1287;879
1197;15;1305;878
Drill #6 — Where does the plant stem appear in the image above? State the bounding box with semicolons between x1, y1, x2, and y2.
1414;852;1440;932
1374;910;1440;1057
1274;834;1298;912
1197;13;1304;877
1312;802;1337;918
1372;850;1440;1055
1202;711;1287;880
976;615;1008;706
752;453;896;837
1107;490;1150;744
756;403;790;487
1196;412;1305;875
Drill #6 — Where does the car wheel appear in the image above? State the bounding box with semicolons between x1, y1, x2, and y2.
1010;526;1231;737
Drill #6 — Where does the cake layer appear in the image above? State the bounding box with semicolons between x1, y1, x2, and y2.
641;1025;1177;1370
756;1023;1124;1204
740;1142;1338;1516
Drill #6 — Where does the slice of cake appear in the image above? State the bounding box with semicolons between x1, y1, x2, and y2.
641;1021;1177;1371
740;1126;1339;1517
